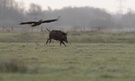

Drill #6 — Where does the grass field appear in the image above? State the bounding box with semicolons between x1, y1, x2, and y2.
0;32;135;81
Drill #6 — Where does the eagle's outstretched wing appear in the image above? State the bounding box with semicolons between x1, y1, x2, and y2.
20;21;36;25
42;16;60;23
20;20;42;27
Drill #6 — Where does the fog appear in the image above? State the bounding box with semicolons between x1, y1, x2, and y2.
0;0;135;32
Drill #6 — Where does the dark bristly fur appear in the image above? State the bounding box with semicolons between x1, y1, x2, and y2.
46;28;68;46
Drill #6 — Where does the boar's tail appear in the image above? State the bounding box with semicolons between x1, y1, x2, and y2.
46;28;51;32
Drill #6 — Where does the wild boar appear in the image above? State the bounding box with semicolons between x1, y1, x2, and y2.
46;28;68;46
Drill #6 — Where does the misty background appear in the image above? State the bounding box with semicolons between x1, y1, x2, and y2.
0;0;135;32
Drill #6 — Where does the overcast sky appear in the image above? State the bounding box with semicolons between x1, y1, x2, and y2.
15;0;135;13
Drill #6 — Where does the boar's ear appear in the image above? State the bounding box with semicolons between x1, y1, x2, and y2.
63;31;68;35
65;32;68;35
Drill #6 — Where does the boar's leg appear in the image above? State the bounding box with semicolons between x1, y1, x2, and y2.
60;41;66;47
46;38;49;44
46;38;52;44
49;39;52;43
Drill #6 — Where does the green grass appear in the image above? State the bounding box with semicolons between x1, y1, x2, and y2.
1;32;135;43
0;32;135;81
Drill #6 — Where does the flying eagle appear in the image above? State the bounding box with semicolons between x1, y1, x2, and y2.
20;16;60;27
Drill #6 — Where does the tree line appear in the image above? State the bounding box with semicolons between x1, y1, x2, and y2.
0;0;135;32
